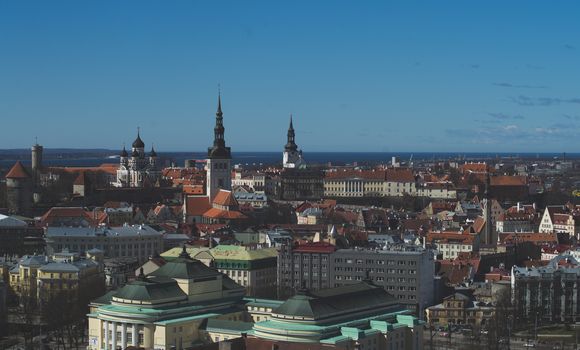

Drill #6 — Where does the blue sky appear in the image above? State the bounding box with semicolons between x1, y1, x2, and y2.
0;1;579;152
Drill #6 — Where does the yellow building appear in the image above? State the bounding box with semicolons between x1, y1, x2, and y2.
8;252;103;303
88;247;252;350
425;293;495;329
160;245;278;297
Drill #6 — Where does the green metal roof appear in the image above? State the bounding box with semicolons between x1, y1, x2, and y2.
114;279;186;302
149;257;221;280
91;290;117;305
273;282;398;320
203;319;254;333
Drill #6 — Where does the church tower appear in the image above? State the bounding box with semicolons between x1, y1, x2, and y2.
283;115;304;168
206;92;232;201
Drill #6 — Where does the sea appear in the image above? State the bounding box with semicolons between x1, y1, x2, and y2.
1;151;579;170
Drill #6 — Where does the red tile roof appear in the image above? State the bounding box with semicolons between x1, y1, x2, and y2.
498;232;558;245
426;231;476;244
386;168;414;182
40;207;97;227
73;172;86;185
185;196;212;217
212;190;238;207
202;207;247;220
6;161;30;179
491;175;527;186
293;241;337;253
471;216;486;234
459;162;489;173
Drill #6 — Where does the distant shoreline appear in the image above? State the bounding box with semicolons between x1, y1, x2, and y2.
1;150;578;170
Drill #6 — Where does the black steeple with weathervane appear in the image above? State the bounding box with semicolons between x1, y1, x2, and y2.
207;91;231;159
285;114;298;152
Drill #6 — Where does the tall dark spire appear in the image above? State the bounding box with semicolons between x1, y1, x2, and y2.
217;89;223;116
207;90;231;159
120;144;128;157
285;114;298;152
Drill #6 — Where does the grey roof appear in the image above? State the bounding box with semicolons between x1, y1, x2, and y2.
0;214;27;227
45;224;162;238
513;255;580;278
39;262;81;273
163;233;190;240
234;193;267;201
19;255;48;267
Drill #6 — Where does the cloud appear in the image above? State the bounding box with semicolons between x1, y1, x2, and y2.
487;112;525;120
445;122;580;146
509;95;580;106
470;64;480;69
493;82;547;89
564;44;576;50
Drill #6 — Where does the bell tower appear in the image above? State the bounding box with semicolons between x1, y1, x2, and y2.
206;91;232;201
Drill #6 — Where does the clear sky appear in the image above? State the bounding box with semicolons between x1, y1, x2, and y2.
1;1;579;153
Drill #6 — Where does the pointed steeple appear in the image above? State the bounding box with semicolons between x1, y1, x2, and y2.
150;144;157;157
207;89;231;159
217;89;223;117
120;144;128;158
285;114;298;152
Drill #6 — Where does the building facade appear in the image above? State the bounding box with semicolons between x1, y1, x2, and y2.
161;245;278;298
0;214;44;256
278;243;435;316
87;248;248;350
45;225;163;263
426;293;495;329
512;255;580;323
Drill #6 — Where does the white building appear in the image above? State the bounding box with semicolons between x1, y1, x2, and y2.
114;130;161;188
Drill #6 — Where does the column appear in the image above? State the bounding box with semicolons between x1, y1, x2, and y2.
104;321;109;350
111;322;117;350
132;324;138;346
121;323;127;349
143;324;154;349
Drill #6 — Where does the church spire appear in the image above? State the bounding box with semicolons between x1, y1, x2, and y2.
217;88;223;117
207;90;231;159
285;114;297;152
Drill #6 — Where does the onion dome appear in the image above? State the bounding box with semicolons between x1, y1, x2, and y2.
150;145;157;157
120;146;128;157
132;129;145;148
